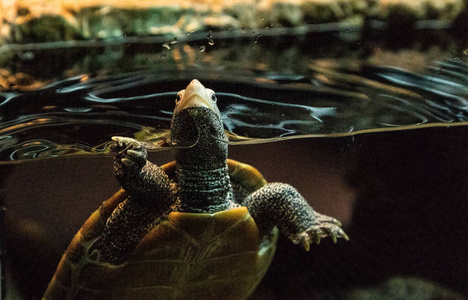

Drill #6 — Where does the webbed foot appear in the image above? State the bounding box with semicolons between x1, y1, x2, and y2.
292;213;348;251
112;136;148;178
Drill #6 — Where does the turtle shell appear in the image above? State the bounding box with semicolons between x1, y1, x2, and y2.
43;159;278;300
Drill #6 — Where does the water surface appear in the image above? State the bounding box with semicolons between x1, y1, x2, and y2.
1;56;467;161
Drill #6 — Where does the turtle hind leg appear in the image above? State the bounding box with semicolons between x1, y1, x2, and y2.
243;183;348;250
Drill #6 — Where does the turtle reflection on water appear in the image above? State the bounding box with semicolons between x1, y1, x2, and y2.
43;80;348;299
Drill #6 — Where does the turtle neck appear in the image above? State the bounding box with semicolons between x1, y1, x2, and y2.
175;163;233;213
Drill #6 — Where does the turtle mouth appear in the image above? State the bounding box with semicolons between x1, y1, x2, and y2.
179;93;215;111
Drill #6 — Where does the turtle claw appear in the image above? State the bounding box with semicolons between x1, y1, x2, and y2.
112;136;142;151
342;232;350;241
316;213;341;226
111;136;144;154
299;234;311;252
127;149;145;158
293;216;348;250
331;233;338;244
314;232;321;245
121;158;135;166
296;232;312;251
112;136;139;144
112;136;148;175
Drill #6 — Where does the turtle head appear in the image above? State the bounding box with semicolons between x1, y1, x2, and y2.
170;79;227;169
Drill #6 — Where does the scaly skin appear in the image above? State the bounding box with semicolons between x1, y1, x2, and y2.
243;183;347;250
95;138;173;264
97;79;347;265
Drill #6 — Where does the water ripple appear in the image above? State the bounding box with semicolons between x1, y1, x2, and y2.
0;59;467;161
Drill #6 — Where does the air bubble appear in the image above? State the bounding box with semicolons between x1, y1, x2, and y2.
254;34;261;43
207;34;215;46
162;38;178;50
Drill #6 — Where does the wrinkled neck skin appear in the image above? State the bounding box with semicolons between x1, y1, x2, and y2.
171;108;233;213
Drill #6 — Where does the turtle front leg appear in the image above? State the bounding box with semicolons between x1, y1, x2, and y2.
244;183;348;251
112;136;171;207
94;137;173;265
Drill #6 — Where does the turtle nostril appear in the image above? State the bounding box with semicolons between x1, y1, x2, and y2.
191;79;200;85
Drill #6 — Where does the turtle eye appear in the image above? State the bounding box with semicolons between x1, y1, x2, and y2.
176;91;184;104
206;89;216;103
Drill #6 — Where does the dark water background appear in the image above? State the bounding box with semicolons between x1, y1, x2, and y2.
1;26;468;299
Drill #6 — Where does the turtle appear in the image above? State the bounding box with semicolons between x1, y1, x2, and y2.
43;79;348;300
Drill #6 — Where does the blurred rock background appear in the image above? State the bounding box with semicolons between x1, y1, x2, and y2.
0;0;466;43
